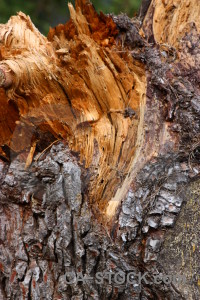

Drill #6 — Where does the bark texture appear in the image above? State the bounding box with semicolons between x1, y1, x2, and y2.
0;0;199;299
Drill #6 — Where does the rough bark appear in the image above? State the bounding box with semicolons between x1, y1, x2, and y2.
0;0;199;299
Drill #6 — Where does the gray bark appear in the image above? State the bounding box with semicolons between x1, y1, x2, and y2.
0;0;200;299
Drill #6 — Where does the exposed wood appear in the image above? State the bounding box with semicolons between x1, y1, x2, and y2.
0;0;199;299
0;66;13;88
142;0;200;47
0;3;147;226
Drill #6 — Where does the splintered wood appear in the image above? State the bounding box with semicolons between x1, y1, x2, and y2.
0;1;146;223
142;0;200;47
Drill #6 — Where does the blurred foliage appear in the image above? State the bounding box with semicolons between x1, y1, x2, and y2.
92;0;141;16
0;0;141;35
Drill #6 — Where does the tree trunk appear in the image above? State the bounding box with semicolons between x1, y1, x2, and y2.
0;0;199;299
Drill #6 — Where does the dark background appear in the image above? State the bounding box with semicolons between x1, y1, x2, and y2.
0;0;141;35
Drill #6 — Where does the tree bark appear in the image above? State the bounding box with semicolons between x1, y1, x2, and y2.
0;0;199;299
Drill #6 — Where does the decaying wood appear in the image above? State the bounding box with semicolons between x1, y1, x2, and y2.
0;0;199;299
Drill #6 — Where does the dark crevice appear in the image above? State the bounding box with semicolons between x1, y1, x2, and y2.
28;275;32;300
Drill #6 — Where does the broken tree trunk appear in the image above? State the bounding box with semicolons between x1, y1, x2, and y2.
0;0;199;299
